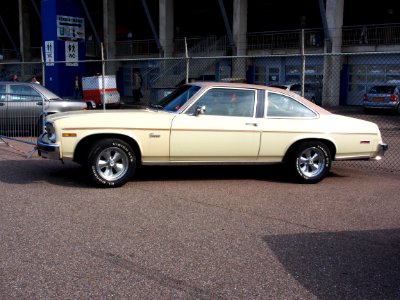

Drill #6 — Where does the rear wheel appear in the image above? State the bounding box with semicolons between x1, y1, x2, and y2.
287;141;331;184
86;138;136;187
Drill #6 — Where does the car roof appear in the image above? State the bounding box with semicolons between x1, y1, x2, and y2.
385;79;400;84
187;81;311;95
188;81;267;89
0;81;61;98
188;81;302;91
0;81;38;86
187;81;330;115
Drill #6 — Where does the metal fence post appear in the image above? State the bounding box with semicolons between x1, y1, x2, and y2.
101;42;106;111
301;29;306;98
185;37;189;84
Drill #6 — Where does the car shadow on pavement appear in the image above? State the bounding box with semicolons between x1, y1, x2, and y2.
134;164;339;183
135;164;348;183
0;159;92;188
264;229;400;299
0;159;343;188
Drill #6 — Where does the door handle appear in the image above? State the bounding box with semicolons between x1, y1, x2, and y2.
245;122;258;127
0;102;4;106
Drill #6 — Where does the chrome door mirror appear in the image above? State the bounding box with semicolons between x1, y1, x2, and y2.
194;105;206;116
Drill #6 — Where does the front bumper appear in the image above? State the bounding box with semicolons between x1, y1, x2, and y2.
37;133;61;160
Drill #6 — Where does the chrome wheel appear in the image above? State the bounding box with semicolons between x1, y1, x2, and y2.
296;146;326;178
87;139;136;187
288;141;331;184
96;147;129;182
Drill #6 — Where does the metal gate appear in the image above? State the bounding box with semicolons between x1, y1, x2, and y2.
0;83;45;154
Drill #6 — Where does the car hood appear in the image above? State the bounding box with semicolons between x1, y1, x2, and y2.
46;108;176;129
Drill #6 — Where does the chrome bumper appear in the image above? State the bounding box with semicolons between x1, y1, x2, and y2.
375;142;388;160
37;133;61;160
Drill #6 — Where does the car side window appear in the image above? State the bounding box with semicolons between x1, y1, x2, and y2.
266;92;316;117
0;84;5;102
187;88;255;117
9;85;41;102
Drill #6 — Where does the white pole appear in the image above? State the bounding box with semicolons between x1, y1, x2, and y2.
101;42;106;111
185;37;189;84
301;29;306;98
41;46;45;86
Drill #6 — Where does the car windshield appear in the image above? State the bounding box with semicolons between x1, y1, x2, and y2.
154;85;201;112
35;85;63;101
369;85;396;94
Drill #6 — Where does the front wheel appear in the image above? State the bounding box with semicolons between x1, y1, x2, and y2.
287;141;331;184
86;138;136;187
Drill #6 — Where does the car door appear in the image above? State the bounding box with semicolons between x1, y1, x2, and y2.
257;91;319;161
169;88;261;161
7;84;43;135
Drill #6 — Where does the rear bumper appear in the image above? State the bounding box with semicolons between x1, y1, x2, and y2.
363;101;399;109
374;142;389;160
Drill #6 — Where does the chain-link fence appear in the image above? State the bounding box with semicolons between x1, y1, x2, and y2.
1;50;399;171
0;61;45;145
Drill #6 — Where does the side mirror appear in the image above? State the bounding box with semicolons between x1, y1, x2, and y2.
194;105;206;116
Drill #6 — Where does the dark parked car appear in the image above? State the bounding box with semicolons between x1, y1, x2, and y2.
363;82;400;114
0;81;95;136
269;83;317;104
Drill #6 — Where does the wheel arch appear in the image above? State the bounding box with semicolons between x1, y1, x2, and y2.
73;133;141;165
283;138;336;162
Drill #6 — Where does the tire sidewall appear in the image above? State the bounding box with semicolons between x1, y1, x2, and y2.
87;139;136;187
293;142;331;183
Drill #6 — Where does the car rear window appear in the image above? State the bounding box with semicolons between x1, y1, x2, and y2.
369;85;396;94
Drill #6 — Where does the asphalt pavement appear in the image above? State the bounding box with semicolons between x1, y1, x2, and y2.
0;140;399;299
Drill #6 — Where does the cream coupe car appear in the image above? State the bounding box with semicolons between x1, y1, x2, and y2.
37;82;388;188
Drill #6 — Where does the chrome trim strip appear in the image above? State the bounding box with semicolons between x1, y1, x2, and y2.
61;127;171;131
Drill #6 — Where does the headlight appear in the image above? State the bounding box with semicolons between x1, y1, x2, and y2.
45;122;57;143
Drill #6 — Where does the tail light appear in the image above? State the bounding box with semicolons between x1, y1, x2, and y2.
390;94;398;102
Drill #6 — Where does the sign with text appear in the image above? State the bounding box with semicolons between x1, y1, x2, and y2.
57;15;85;41
65;41;78;66
45;41;54;66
